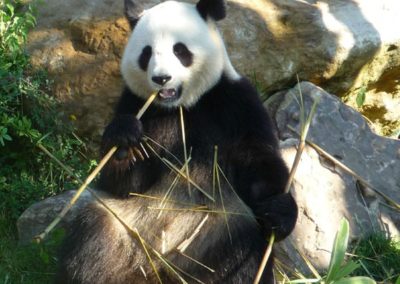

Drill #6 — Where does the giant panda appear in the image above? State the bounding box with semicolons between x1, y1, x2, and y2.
57;0;298;283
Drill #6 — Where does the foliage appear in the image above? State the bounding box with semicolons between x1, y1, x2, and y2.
355;86;367;108
351;233;400;283
290;219;376;284
0;1;93;282
0;214;63;284
0;0;93;220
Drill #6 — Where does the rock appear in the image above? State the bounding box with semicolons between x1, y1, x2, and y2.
345;63;400;137
267;82;400;273
27;0;400;142
17;190;93;244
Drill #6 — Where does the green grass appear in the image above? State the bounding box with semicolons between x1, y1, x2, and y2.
0;213;63;284
351;233;400;283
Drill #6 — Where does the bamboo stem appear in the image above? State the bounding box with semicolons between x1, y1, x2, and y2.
34;146;117;242
179;106;191;196
34;93;157;242
253;232;275;284
284;139;306;194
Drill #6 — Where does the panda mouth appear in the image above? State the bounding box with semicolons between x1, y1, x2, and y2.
157;87;182;102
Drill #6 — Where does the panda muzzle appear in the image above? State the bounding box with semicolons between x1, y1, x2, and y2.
158;88;178;100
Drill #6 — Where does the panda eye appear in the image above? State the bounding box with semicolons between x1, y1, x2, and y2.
173;42;193;67
138;45;152;71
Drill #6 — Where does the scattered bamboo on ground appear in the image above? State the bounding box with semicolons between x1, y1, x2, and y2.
274;258;306;280
289;239;321;279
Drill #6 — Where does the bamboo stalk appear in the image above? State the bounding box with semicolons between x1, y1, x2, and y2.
34;146;117;242
34;92;157;242
283;139;306;194
179;106;191;196
253;232;275;284
255;81;320;281
284;84;320;194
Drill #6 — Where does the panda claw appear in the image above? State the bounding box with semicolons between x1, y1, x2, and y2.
133;147;145;161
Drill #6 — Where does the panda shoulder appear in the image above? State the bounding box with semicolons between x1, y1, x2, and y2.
220;75;263;106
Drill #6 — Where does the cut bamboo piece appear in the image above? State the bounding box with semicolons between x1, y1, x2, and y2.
34;92;157;242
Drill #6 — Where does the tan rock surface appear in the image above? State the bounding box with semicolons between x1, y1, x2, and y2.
27;0;400;141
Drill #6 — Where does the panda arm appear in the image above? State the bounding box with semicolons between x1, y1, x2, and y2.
98;88;147;196
228;80;298;241
101;87;145;154
232;136;297;241
114;87;144;115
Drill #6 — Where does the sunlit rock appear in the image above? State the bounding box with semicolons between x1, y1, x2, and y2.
27;0;400;141
267;81;400;273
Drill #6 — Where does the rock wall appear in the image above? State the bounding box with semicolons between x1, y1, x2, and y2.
27;0;400;141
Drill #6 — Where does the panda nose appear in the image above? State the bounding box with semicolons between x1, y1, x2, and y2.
152;75;172;86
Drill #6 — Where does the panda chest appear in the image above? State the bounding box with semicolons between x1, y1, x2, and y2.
143;111;231;157
139;112;236;193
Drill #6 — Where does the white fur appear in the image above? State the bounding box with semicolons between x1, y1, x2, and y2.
121;0;240;108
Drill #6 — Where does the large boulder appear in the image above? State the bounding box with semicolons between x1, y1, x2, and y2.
27;0;400;141
267;82;400;273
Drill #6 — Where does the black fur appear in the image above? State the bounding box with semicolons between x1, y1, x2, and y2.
138;46;152;71
57;75;297;283
196;0;226;21
173;42;193;67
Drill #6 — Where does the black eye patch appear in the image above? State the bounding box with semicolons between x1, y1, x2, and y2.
138;45;152;71
173;43;193;67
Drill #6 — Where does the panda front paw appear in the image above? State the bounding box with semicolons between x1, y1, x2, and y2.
255;193;298;241
101;114;145;172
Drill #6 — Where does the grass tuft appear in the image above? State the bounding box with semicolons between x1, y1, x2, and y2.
351;233;400;282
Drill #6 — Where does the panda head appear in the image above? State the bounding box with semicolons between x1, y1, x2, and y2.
121;0;239;109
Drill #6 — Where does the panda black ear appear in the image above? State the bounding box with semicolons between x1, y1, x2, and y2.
124;0;139;29
196;0;226;21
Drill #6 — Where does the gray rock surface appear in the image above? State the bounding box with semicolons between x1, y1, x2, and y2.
267;82;400;273
27;0;400;142
17;190;93;244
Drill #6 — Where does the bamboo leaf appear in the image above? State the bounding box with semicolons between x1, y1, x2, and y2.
331;261;360;280
326;218;350;283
